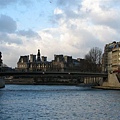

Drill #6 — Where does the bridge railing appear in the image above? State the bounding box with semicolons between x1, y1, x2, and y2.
0;71;108;77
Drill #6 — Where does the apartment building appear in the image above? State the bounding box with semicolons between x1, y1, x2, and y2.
102;41;120;72
112;47;120;71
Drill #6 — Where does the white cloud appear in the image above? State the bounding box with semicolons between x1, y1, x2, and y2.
54;8;63;14
81;0;120;29
1;0;120;67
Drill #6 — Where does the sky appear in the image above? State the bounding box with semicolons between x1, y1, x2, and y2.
0;0;120;68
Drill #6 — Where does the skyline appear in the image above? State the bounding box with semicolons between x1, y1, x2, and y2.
0;0;120;67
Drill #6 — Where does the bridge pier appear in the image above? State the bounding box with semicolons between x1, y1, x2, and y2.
80;76;105;86
84;77;95;84
0;78;5;88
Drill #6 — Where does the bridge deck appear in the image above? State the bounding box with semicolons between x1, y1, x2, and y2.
0;71;108;78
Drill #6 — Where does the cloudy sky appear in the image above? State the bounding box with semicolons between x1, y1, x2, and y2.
0;0;120;67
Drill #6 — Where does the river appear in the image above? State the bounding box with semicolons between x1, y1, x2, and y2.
0;85;120;120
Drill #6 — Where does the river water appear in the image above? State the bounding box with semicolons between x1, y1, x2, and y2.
0;85;120;120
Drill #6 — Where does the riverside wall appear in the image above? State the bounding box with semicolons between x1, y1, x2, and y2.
5;77;78;85
102;73;120;87
93;73;120;90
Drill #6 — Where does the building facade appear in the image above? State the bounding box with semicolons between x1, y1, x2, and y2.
17;49;52;72
52;55;74;71
102;41;120;72
17;50;84;72
112;47;120;71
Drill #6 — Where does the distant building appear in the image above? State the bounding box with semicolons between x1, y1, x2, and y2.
52;54;84;72
17;50;85;72
17;55;29;71
52;55;65;71
17;49;52;72
37;49;41;62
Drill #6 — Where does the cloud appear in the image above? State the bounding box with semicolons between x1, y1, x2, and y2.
0;32;22;45
0;0;16;8
17;29;41;39
55;0;83;20
37;22;104;60
55;0;120;30
0;14;17;33
1;0;120;68
81;0;120;30
54;8;63;14
41;0;120;58
56;0;80;7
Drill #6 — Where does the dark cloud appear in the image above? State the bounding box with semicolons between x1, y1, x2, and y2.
94;18;120;31
54;14;64;22
57;0;79;6
57;10;80;20
18;0;33;7
65;10;81;19
57;0;68;6
17;29;41;39
0;14;17;33
0;32;22;45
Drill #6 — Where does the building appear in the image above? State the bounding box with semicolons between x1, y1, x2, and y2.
107;51;112;72
102;41;120;72
52;55;66;71
17;49;52;72
17;49;86;72
112;47;120;71
52;54;74;71
52;55;85;72
17;55;29;71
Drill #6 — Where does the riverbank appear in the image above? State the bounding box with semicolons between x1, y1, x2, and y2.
5;78;78;86
92;86;120;90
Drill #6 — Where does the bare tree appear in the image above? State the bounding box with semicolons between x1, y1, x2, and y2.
0;52;3;67
84;47;102;72
0;52;3;72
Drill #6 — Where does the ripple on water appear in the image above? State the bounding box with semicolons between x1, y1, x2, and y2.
0;85;120;120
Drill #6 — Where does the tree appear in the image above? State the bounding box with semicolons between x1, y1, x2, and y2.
0;52;2;67
84;47;102;72
0;52;3;72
